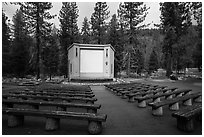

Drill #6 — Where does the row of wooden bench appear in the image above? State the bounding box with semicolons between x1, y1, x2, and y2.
105;82;202;132
3;87;107;134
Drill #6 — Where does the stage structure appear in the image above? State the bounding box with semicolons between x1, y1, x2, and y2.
67;43;115;80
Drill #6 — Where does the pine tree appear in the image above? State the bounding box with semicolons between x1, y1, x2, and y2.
59;2;79;78
90;2;110;44
43;25;60;80
81;17;90;44
191;2;202;71
19;2;55;80
108;14;123;76
148;49;159;74
118;2;149;75
160;2;192;77
11;8;31;77
2;10;11;75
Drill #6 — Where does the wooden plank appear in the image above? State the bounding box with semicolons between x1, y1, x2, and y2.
148;92;201;109
3;99;101;109
11;91;95;98
2;108;107;122
136;89;191;101
127;87;177;98
172;104;202;120
33;89;93;94
3;94;97;103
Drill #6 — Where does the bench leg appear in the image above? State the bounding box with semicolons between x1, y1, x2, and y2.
164;90;171;94
183;99;192;106
184;91;192;96
166;95;173;100
176;93;183;97
154;92;161;96
88;121;102;134
8;115;24;127
45;117;60;130
6;104;14;108
128;96;135;103
153;97;160;103
169;102;179;111
30;105;39;110
87;109;97;114
152;106;163;116
117;92;121;96
121;94;127;99
87;101;94;104
57;106;66;111
194;96;202;103
177;118;194;132
197;113;202;121
138;100;146;108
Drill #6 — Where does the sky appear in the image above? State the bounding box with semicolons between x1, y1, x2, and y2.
2;2;161;30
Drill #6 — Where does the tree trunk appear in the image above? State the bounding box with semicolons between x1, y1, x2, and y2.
39;55;45;83
36;4;40;80
127;52;131;76
166;53;172;77
49;71;52;80
67;57;70;81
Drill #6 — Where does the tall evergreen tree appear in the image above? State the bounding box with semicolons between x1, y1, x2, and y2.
11;8;31;77
160;2;192;77
191;2;202;71
108;14;123;76
43;25;60;80
118;2;149;75
59;2;79;78
2;10;11;75
108;14;119;46
90;2;110;44
81;17;90;43
19;2;55;80
148;49;159;74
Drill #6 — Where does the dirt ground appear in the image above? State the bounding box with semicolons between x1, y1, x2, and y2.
2;78;202;135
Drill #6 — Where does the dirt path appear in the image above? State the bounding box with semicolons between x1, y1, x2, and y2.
91;85;202;135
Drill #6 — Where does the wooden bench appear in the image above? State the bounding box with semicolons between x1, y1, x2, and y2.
108;83;146;91
11;91;95;98
120;86;166;99
135;89;190;108
172;104;202;132
148;92;201;116
114;85;159;96
2;107;107;134
127;87;177;103
25;88;94;95
29;89;94;95
114;87;143;96
3;99;101;113
18;81;40;86
3;94;97;104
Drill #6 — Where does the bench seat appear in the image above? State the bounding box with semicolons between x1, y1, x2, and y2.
135;89;191;108
11;91;95;98
172;104;202;132
3;99;101;113
31;89;94;94
3;94;97;104
2;108;107;134
120;87;160;99
148;92;201;116
127;87;177;103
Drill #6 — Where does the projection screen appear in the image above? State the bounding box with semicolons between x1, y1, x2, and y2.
80;49;104;73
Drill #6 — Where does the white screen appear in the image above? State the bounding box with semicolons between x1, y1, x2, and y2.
80;49;103;73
